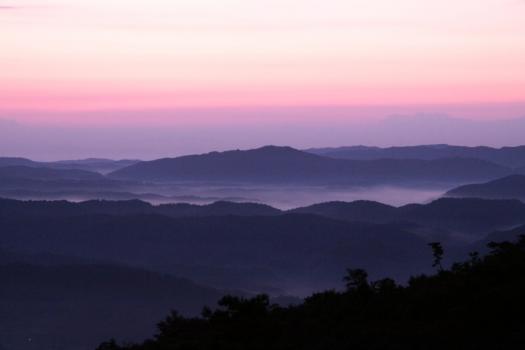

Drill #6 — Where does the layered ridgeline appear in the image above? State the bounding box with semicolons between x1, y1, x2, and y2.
2;197;525;295
0;165;105;181
2;146;523;204
0;157;139;200
306;144;525;168
0;167;247;203
446;175;525;201
0;197;280;218
0;165;131;202
108;146;513;184
0;157;138;174
3;145;524;188
2;197;525;241
290;197;525;240
0;206;429;293
3;197;525;350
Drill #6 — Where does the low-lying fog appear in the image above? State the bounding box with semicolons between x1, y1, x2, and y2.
1;182;450;209
143;184;448;209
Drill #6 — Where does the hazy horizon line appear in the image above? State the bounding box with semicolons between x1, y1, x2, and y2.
3;143;525;163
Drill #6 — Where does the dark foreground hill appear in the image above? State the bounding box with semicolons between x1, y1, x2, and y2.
0;261;224;350
97;236;525;350
5;195;523;297
0;212;429;294
307;144;525;168
2;196;524;296
109;146;511;185
481;224;525;245
446;175;525;201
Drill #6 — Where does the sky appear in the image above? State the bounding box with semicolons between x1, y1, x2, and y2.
1;0;524;157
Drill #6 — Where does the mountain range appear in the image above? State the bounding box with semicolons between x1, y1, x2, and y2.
292;198;525;240
3;146;525;205
3;144;525;350
3;196;524;294
306;144;525;168
3;196;523;241
2;194;525;349
109;146;513;185
0;157;138;174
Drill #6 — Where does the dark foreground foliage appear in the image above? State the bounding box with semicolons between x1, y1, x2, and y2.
98;236;525;350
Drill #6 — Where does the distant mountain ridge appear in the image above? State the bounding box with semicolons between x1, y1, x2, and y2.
0;156;139;174
109;146;513;185
446;175;525;201
3;145;523;188
0;197;280;218
306;144;525;168
0;165;104;181
0;166;124;196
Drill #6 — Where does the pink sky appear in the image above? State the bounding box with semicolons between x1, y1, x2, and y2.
1;0;525;125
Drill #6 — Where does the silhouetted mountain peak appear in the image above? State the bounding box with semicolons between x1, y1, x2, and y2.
109;146;333;183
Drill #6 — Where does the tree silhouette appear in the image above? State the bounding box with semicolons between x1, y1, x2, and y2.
95;339;119;350
428;242;444;271
371;278;397;293
96;236;525;350
343;268;369;292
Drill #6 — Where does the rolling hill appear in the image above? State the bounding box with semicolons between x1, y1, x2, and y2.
0;165;104;181
0;157;39;167
292;198;525;240
306;144;525;168
3;196;524;245
0;157;138;174
5;196;524;239
446;175;525;201
0;261;224;350
109;146;512;185
2;196;524;350
0;206;431;294
290;200;397;222
0;197;280;219
0;166;126;198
